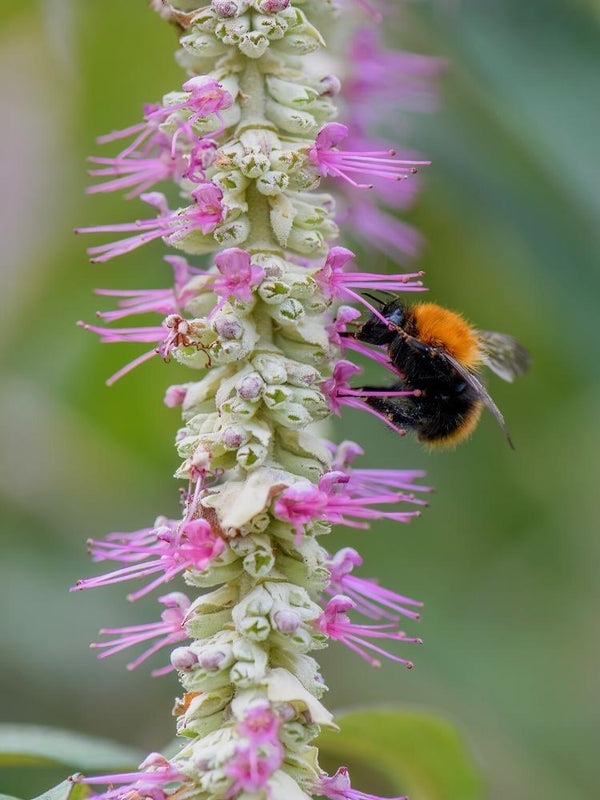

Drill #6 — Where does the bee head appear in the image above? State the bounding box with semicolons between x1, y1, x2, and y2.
355;295;408;346
380;297;407;330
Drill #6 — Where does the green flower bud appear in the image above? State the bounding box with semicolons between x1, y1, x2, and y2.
238;30;270;58
265;100;318;135
215;14;250;46
256;169;290;195
180;30;228;58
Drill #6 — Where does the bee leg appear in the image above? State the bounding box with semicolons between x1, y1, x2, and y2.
362;391;421;432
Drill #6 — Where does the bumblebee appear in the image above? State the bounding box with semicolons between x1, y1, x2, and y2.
352;298;530;448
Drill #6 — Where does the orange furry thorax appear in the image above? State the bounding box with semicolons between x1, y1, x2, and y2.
410;303;481;368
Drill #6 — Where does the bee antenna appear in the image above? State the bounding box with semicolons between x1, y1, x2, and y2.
361;292;385;307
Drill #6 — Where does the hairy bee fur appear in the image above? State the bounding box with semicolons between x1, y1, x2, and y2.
353;298;530;448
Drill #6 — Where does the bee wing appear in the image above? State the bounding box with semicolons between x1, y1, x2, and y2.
443;352;515;449
477;331;531;383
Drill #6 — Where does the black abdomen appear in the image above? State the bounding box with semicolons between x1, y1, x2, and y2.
411;380;481;444
366;378;482;447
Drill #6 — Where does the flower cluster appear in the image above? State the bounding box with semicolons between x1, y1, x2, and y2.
74;2;437;799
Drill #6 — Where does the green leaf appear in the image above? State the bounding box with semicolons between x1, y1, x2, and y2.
0;725;144;771
32;779;89;800
317;707;483;800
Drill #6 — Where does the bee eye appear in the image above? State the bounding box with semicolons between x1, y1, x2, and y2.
384;303;405;328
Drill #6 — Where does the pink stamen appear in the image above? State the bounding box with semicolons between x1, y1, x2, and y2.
322;361;408;435
91;592;190;675
317;596;420;670
309;123;429;189
316;765;409;800
273;468;423;538
76;184;224;263
313;246;427;327
71;520;225;600
325;548;423;622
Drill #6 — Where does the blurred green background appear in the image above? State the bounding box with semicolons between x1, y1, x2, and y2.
1;1;598;798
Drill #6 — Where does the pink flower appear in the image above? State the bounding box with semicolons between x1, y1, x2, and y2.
346;29;442;120
76;184;224;263
78;313;202;386
308;123;428;189
184;138;219;181
91;592;190;676
326;305;362;344
81;248;265;382
164;76;233;152
314;246;425;326
345;198;424;263
321;469;424;526
224;740;284;797
236;701;281;744
71;519;226;601
334;28;442;262
326;126;426;262
90;133;216;198
164;384;188;408
93;288;177;324
87;131;188;199
321;360;419;435
325;548;422;622
96;77;233;160
209;248;265;316
78;753;183;800
273;469;423;538
78;255;208;385
317;596;421;669
315;766;407;800
330;438;432;496
94;256;199;324
221;702;284;796
273;483;328;537
330;137;423;263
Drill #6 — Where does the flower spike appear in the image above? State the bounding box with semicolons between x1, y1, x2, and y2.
74;4;438;800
